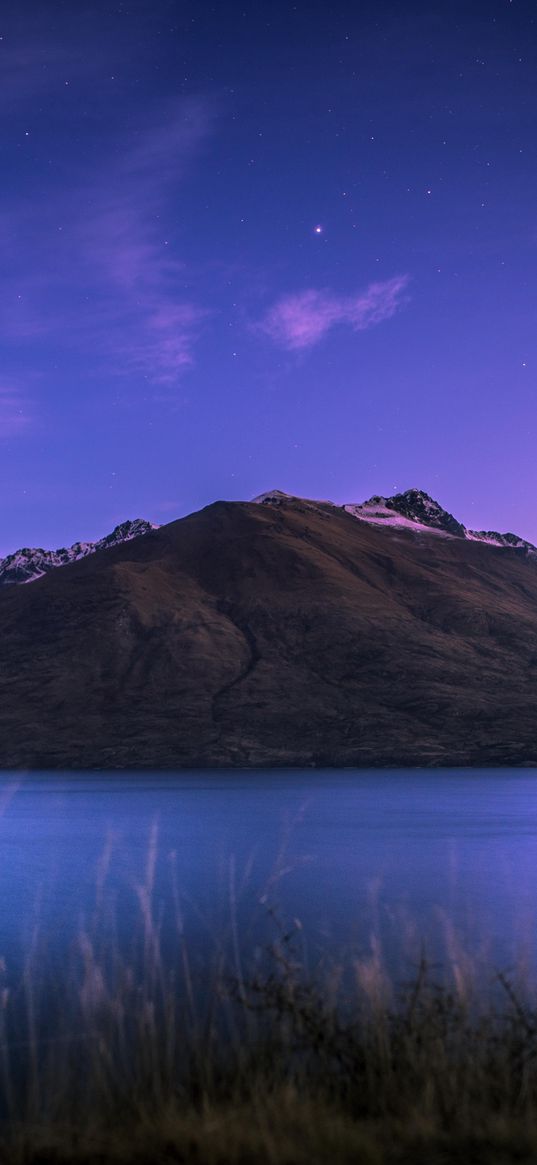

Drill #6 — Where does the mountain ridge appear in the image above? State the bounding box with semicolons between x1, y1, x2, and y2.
3;489;534;589
255;488;537;552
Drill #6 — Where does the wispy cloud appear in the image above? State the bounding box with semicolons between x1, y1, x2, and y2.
0;96;213;386
259;276;410;350
74;99;213;382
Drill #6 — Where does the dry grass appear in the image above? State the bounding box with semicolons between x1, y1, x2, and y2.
0;830;537;1162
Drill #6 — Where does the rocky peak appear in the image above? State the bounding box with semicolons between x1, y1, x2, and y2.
0;518;159;587
467;529;537;551
252;490;294;506
373;489;467;538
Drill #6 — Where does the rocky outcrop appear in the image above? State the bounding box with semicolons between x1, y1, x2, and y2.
0;519;158;585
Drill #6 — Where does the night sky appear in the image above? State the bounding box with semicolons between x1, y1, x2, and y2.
1;0;536;555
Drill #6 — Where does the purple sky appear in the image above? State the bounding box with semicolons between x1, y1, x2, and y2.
1;0;537;554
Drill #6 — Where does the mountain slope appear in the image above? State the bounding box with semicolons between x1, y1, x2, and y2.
1;494;537;768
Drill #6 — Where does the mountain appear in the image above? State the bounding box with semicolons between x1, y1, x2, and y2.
0;519;159;585
2;490;537;769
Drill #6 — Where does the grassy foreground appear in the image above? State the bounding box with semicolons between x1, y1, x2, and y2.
2;836;537;1162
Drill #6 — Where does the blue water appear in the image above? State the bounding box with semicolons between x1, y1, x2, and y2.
1;769;537;984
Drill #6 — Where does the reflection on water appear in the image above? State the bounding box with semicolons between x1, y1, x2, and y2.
0;769;537;981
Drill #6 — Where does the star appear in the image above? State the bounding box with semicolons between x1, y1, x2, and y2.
313;224;323;235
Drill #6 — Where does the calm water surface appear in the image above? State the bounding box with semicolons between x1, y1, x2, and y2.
1;769;537;981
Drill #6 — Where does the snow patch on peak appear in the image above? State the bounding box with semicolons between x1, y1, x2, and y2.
252;490;295;505
252;489;336;513
343;489;466;539
0;518;159;587
343;501;455;538
466;528;537;552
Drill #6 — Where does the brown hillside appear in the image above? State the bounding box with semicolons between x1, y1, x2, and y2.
1;497;537;767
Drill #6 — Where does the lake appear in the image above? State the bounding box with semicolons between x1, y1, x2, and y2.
1;768;537;997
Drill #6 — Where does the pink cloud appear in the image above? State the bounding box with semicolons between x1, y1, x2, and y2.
259;276;410;350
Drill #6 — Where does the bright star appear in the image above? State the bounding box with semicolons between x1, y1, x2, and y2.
314;224;323;235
